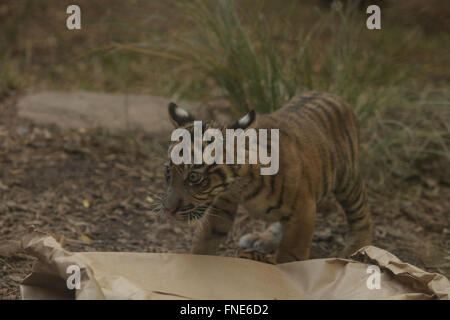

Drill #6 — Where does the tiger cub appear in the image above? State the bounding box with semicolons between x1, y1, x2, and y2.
161;91;372;263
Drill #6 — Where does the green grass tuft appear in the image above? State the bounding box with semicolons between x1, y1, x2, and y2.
167;0;449;187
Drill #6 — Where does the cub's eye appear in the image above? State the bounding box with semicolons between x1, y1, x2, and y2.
188;172;202;184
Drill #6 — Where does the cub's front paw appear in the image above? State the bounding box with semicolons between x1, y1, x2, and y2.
239;222;283;253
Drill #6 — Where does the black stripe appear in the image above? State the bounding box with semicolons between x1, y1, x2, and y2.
277;111;303;128
322;97;356;166
203;183;229;194
200;177;211;190
210;205;234;219
337;168;353;197
346;192;365;212
191;194;210;201
314;103;345;189
350;219;371;231
211;229;228;236
285;93;321;111
181;204;195;211
229;164;239;177
269;174;276;195
244;174;265;201
344;194;366;216
302;106;328;129
338;183;359;207
315;102;335;127
290;181;302;212
266;176;285;214
300;151;313;195
343;181;363;206
347;203;367;222
303;105;337;188
210;168;227;184
247;167;255;181
278;128;310;195
314;102;348;186
296;108;331;197
205;163;217;172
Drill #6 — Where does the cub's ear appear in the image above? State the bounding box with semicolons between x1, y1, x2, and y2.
229;110;256;130
168;102;195;127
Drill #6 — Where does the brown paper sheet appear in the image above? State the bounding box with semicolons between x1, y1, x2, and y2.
20;230;450;300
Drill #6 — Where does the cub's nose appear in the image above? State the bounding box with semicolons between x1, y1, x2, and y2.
163;197;182;217
163;184;183;213
166;208;177;216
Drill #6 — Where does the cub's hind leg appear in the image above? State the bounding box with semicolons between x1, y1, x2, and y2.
191;198;237;255
335;174;373;257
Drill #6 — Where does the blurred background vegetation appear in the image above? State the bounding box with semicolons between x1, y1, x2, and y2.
0;0;449;194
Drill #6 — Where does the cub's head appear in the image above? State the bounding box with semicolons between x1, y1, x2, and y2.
161;102;256;224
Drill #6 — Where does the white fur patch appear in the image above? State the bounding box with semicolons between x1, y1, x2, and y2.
238;222;283;253
175;107;189;118
238;113;251;126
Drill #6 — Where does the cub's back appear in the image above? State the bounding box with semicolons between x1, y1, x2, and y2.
256;91;361;202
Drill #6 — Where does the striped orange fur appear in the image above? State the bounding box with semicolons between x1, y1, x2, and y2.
162;92;372;263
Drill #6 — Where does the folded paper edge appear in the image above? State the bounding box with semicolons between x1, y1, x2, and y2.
19;230;450;300
21;229;105;299
351;245;450;300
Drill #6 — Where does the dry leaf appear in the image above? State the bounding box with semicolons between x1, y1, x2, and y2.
146;196;154;203
81;234;93;244
82;199;90;208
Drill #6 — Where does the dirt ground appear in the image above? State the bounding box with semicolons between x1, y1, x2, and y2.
0;95;449;300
